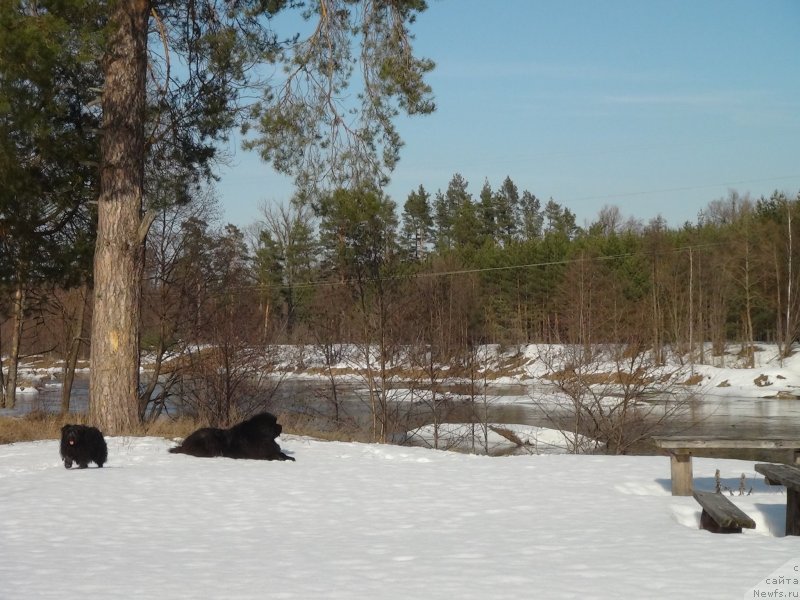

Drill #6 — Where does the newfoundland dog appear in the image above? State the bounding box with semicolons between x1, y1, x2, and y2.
169;412;294;461
60;424;108;469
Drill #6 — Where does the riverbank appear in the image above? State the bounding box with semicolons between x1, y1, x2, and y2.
4;342;800;449
7;342;800;399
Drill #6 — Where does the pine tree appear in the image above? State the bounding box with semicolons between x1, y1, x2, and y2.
254;203;317;335
0;0;101;408
317;187;399;281
495;176;519;244
400;184;433;261
87;0;435;432
544;198;580;239
433;189;453;251
519;190;543;240
477;179;497;243
444;173;478;251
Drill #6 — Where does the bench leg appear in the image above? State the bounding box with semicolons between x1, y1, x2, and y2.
670;453;693;496
787;489;800;536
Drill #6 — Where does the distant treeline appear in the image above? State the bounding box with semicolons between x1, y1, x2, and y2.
3;176;800;374
245;178;800;364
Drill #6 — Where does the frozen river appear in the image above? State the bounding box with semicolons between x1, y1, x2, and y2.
7;375;800;443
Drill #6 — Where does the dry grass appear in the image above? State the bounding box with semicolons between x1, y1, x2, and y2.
0;412;68;445
0;412;204;445
543;368;654;386
300;356;531;384
0;410;366;446
683;373;705;386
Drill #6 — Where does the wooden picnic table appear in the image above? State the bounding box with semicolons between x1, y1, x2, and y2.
754;463;800;536
653;436;800;496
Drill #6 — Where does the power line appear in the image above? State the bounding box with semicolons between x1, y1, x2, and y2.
228;241;725;292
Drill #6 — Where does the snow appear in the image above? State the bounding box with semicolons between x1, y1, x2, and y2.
1;435;799;599
259;342;800;402
4;343;800;597
409;422;593;455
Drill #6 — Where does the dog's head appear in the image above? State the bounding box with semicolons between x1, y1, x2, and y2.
61;425;82;447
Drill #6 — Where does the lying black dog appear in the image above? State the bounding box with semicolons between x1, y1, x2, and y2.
169;412;295;461
60;424;108;469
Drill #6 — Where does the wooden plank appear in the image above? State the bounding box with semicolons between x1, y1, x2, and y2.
754;463;800;536
669;453;693;496
693;490;756;533
754;463;800;492
654;437;800;451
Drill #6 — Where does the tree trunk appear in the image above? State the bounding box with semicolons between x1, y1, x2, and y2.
3;281;26;409
688;247;694;370
138;327;165;421
786;203;794;356
651;256;662;364
743;244;755;368
61;285;88;414
774;246;786;360
89;0;149;433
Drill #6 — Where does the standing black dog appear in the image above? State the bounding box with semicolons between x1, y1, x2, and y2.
60;424;108;469
169;412;295;461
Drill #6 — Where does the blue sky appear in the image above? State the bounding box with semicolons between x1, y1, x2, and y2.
216;0;800;230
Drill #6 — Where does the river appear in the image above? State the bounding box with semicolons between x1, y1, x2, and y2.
5;375;800;443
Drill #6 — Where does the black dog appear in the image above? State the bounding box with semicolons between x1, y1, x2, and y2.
169;412;295;461
167;427;228;458
60;424;108;469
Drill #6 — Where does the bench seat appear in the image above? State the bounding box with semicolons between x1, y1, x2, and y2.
693;490;755;533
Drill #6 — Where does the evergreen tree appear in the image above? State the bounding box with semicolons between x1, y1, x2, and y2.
495;175;519;244
452;193;480;252
255;231;285;321
0;0;101;408
246;1;436;193
544;198;580;239
433;173;473;251
85;0;435;431
316;185;402;442
254;203;317;335
433;189;453;251
212;225;252;296
441;174;477;250
0;0;100;285
317;186;399;281
544;199;562;233
173;216;215;337
519;189;543;240
477;179;497;243
400;184;433;261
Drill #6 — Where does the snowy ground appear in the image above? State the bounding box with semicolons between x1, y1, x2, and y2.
2;435;799;599
4;343;800;597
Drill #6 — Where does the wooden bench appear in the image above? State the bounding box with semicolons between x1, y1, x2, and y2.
653;436;800;496
754;463;800;536
693;490;756;533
